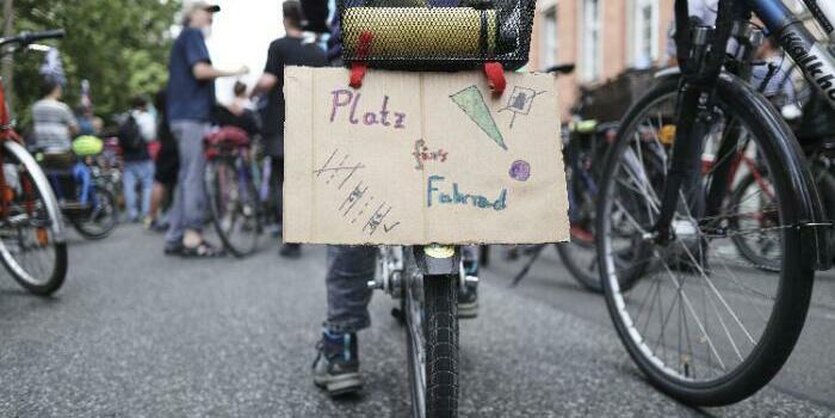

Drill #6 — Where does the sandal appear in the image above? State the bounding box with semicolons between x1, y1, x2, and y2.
180;241;226;258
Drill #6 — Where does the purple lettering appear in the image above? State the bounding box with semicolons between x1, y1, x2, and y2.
394;113;406;129
349;93;361;124
330;89;353;122
363;112;379;125
380;96;391;126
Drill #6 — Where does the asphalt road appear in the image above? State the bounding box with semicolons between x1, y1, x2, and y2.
0;225;833;417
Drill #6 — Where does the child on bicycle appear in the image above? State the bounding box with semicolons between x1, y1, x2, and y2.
310;0;480;395
32;77;93;204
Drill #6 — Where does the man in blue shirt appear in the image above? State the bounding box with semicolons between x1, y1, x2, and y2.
165;1;248;257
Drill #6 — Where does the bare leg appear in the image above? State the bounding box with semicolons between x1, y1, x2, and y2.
149;182;166;222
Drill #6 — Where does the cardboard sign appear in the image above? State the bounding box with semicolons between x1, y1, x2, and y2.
283;67;568;245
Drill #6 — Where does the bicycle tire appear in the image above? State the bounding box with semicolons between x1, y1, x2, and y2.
406;272;459;418
72;185;118;240
556;241;601;292
558;154;602;291
205;158;262;257
0;142;68;296
728;173;780;272
597;74;816;406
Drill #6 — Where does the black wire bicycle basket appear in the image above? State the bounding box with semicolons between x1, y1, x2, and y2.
337;0;536;71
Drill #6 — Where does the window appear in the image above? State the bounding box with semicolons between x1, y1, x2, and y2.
582;0;601;81
540;6;558;70
632;0;659;69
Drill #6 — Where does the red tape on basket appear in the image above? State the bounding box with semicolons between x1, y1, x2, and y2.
484;62;506;95
349;31;374;89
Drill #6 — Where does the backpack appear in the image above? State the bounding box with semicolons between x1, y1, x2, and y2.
118;114;144;155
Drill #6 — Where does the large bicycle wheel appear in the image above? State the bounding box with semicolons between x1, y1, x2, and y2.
0;141;68;296
557;167;602;292
597;75;816;406
205;157;262;257
405;270;459;418
558;132;651;293
72;184;118;240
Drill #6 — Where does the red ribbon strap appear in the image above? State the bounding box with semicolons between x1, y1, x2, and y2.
349;31;374;89
483;61;506;95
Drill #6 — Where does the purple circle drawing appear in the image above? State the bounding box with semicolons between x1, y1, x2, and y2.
509;160;531;182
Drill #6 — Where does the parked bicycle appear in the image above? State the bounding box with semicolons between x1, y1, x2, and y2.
513;64;624;292
597;0;833;405
203;126;264;257
37;135;119;240
0;30;68;295
726;53;835;272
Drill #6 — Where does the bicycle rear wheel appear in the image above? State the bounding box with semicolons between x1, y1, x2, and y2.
0;141;68;296
727;172;780;272
597;75;816;405
205;157;262;257
72;184;118;240
405;271;459;418
557;237;601;292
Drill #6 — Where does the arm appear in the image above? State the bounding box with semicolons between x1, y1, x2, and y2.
251;42;282;97
250;73;278;97
63;104;80;136
184;29;247;81
192;62;248;81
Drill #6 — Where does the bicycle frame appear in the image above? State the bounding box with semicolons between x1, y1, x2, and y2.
655;0;832;269
0;78;66;244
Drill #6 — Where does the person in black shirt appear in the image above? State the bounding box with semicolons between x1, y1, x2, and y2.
148;90;179;232
252;0;327;258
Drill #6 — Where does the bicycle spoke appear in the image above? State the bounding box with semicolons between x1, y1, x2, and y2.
675;195;757;346
656;255;728;371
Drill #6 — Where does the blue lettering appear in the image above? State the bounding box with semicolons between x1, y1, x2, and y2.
493;189;507;211
426;175;508;211
427;175;444;207
453;183;471;205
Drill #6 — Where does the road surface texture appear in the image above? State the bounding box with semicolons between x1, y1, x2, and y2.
1;226;833;417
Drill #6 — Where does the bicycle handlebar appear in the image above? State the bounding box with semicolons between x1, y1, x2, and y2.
0;29;65;48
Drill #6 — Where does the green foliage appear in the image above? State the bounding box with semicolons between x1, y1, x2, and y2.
10;0;181;126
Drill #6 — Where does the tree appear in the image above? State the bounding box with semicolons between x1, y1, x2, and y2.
10;0;181;127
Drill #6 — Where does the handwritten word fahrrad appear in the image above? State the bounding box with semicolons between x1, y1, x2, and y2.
330;89;406;129
427;175;507;211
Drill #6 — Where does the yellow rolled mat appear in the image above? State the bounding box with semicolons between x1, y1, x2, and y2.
342;7;498;58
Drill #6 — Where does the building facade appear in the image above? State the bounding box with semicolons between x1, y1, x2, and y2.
529;0;674;118
529;0;811;119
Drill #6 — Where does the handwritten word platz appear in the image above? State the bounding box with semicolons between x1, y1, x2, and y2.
330;89;406;129
427;175;507;211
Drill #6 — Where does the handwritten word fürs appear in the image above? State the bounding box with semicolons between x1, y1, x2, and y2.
330;89;406;129
412;139;448;170
427;175;507;211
